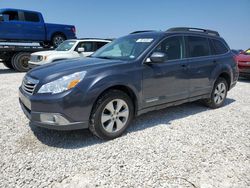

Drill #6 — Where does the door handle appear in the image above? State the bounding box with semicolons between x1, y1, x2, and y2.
213;60;217;64
181;64;189;69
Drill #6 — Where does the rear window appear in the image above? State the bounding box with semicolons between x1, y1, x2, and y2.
211;39;228;55
186;36;210;57
24;12;40;22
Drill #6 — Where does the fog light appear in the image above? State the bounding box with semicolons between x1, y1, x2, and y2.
40;113;70;125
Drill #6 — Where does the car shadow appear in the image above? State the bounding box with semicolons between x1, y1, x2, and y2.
0;68;17;74
238;77;250;83
30;98;236;149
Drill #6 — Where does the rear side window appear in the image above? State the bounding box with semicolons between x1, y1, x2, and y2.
211;39;228;55
186;36;210;57
153;36;183;60
95;42;108;50
24;12;40;22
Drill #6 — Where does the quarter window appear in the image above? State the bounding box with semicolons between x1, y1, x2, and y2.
24;12;40;22
153;36;183;60
212;39;228;55
186;36;210;57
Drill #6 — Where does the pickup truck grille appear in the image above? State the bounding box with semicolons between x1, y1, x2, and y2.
22;76;39;95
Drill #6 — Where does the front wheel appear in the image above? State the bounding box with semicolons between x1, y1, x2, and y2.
89;90;134;140
203;77;228;109
11;52;31;72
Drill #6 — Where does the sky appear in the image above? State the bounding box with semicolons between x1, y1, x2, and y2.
0;0;249;49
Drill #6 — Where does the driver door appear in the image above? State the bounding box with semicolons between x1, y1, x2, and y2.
142;36;190;107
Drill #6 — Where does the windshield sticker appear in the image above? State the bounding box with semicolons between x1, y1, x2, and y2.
136;38;154;43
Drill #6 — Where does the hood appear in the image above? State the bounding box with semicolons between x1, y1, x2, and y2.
32;50;69;56
27;57;125;82
236;54;250;62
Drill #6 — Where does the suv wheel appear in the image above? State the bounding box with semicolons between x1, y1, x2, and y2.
89;90;134;140
203;77;228;109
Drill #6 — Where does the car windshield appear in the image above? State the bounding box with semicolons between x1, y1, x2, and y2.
244;49;250;55
56;41;76;51
91;35;156;60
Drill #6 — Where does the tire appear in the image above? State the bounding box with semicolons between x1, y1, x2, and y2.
203;77;228;109
51;34;65;47
3;61;14;69
11;52;31;72
89;90;134;140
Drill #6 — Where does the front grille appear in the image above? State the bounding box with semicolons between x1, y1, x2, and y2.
22;76;39;95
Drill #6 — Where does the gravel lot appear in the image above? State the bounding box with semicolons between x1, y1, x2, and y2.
0;63;249;188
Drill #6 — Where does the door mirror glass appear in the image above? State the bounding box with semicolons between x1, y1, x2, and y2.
77;47;85;53
148;52;166;63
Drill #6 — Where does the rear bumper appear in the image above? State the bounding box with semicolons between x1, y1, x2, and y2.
239;67;250;77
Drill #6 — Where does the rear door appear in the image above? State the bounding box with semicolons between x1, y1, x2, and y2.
20;11;45;41
0;10;23;40
142;35;189;107
185;35;215;97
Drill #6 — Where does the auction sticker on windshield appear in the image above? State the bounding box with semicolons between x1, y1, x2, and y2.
136;38;154;43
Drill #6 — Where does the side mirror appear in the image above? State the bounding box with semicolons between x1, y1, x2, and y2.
77;47;85;53
0;14;4;22
146;52;166;63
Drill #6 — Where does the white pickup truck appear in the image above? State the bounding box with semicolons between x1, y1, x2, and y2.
28;38;111;68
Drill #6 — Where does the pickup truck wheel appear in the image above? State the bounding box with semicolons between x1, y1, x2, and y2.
89;90;134;140
203;77;228;109
11;52;31;72
51;34;65;47
3;61;14;69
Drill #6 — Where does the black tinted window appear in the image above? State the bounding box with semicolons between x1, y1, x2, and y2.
24;12;40;22
2;11;19;21
187;36;210;57
153;36;183;60
95;42;108;50
78;42;94;52
212;39;228;55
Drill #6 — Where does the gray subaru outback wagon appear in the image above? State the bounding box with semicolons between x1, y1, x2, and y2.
19;27;239;139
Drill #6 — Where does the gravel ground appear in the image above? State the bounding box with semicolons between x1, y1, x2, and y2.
0;63;249;188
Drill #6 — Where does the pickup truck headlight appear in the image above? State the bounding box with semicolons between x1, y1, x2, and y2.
38;71;86;94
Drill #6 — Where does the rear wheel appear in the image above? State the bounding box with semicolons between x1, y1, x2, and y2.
89;90;134;140
11;52;31;72
51;34;65;47
203;77;228;108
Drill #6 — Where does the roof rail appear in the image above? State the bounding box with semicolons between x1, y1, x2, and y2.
78;38;114;41
130;30;155;34
167;27;220;36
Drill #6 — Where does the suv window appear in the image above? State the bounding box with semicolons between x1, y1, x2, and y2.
153;36;183;60
95;42;108;50
186;36;210;57
77;42;94;52
24;12;40;22
2;11;19;21
212;39;228;55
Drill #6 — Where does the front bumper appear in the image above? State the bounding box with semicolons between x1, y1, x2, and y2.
19;87;90;130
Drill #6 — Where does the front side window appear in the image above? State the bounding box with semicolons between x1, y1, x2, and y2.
24;12;40;22
56;41;76;51
153;36;183;60
78;42;94;52
2;11;19;21
92;35;156;60
186;36;210;57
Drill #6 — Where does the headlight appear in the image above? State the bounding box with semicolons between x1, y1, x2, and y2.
38;71;86;94
37;55;43;61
